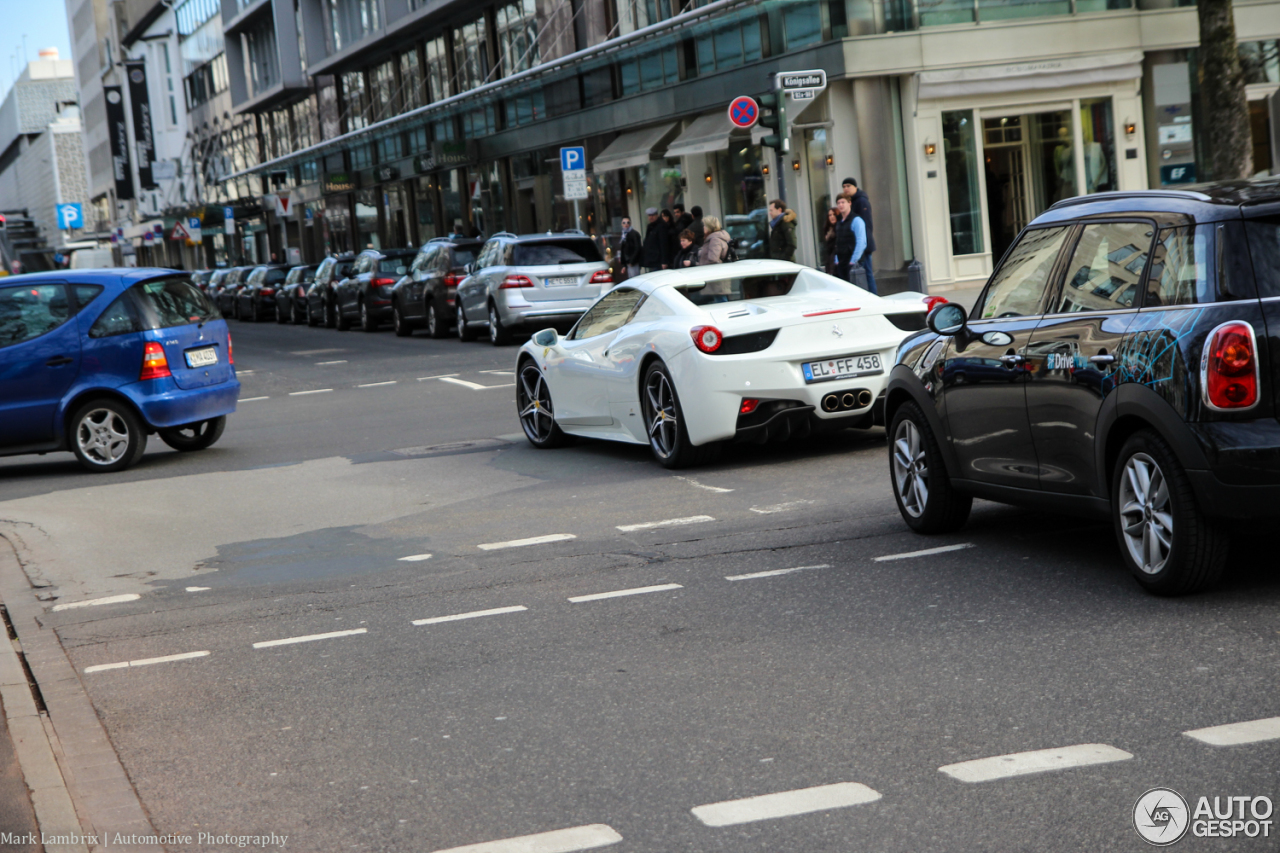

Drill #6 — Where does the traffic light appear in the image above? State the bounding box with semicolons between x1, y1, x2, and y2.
758;91;789;153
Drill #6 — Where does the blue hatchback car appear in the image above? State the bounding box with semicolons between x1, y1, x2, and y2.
0;269;240;472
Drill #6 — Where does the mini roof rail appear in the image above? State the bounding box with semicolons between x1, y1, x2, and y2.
491;231;518;239
1048;189;1214;209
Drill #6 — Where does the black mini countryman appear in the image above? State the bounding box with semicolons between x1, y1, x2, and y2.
885;181;1280;595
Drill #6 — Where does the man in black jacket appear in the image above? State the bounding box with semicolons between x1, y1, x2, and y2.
618;216;642;278
842;177;877;294
641;208;668;271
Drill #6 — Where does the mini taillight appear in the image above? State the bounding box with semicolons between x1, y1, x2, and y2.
740;398;760;415
1203;322;1258;410
590;270;612;284
227;332;234;365
501;275;534;289
140;341;171;380
690;325;723;353
924;296;949;312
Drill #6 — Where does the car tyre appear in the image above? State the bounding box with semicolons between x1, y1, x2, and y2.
292;301;305;325
70;399;147;473
489;303;513;346
457;304;478;342
393;303;413;337
158;416;226;452
324;299;337;329
1112;430;1228;595
335;299;351;331
276;299;289;324
516;360;572;448
641;360;720;469
360;299;378;332
888;401;972;534
251;300;264;322
426;301;448;339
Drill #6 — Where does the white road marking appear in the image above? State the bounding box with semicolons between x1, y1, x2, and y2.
358;381;397;388
478;534;576;551
750;500;815;514
417;373;460;381
673;476;733;493
938;744;1133;783
616;515;714;533
240;396;270;402
315;360;348;365
84;650;210;674
439;377;490;390
873;543;975;562
185;586;211;592
430;824;622;853
291;348;346;356
691;782;882;827
412;606;528;626
726;564;831;582
1184;717;1280;746
252;628;367;649
51;593;140;611
568;583;682;603
289;388;334;396
480;370;516;376
398;554;433;562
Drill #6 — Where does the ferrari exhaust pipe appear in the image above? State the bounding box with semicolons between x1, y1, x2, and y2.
840;392;857;409
821;394;840;412
857;389;874;407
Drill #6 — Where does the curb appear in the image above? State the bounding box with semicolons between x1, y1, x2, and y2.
0;533;158;853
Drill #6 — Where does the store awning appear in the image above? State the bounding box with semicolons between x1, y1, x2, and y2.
593;123;680;172
664;112;766;159
916;50;1144;100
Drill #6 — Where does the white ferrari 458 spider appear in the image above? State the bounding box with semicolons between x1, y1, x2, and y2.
514;260;944;467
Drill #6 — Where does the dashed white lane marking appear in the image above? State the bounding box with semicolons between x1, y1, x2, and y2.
478;534;576;551
291;348;346;356
568;583;682;603
750;500;815;514
84;650;210;674
358;380;397;388
726;564;831;582
240;396;270;402
417;373;460;381
873;543;975;562
691;782;882;827
252;628;367;649
480;370;516;376
616;515;715;533
398;553;433;562
51;593;141;611
938;744;1132;783
412;606;528;626
185;586;211;592
1184;717;1280;746
289;388;334;396
673;476;733;493
440;377;491;390
430;823;622;853
315;360;348;365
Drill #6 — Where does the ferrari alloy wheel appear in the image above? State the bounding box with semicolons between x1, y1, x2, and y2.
641;361;718;469
517;361;570;448
887;401;971;534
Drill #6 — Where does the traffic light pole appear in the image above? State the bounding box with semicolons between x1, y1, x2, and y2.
758;83;789;206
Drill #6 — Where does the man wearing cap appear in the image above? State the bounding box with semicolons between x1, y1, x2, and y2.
841;177;877;294
641;207;669;272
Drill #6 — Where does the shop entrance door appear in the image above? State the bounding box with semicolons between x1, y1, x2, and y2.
982;110;1075;262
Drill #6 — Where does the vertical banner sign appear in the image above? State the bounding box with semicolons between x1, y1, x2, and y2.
125;61;156;190
103;87;134;201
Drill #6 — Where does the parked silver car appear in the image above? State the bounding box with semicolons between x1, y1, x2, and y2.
455;232;612;345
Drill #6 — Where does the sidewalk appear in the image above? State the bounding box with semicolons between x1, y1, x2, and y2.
0;687;41;853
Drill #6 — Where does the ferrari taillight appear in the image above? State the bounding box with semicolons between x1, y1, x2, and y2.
690;325;723;353
923;296;949;312
1203;322;1258;410
140;341;171;380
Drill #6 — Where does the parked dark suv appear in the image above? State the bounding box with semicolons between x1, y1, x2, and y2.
306;254;355;328
237;263;291;322
333;248;418;332
388;237;482;338
277;264;319;325
886;181;1280;595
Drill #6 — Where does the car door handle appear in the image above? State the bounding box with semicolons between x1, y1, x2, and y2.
998;354;1025;366
45;356;74;367
1089;354;1116;365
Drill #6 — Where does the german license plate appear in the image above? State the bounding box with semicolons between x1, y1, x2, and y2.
802;353;882;383
545;276;579;287
185;346;218;368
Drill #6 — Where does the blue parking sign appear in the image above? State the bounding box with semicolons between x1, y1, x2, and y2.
560;146;585;173
56;203;84;230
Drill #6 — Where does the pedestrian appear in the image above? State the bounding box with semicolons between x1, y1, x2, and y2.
841;177;877;294
641;207;668;271
618;216;642;279
767;199;797;262
660;209;679;267
673;204;693;234
831;194;867;289
822;207;839;275
696;216;732;302
673;229;699;269
688;205;705;245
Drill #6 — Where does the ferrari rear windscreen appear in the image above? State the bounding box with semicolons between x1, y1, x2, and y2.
675;273;798;306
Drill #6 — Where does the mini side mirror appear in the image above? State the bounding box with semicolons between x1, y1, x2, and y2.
928;302;968;337
532;328;559;347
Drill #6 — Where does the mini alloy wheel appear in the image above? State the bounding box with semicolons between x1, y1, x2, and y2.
71;401;147;473
1117;452;1173;576
886;401;971;534
891;418;928;519
516;362;570;448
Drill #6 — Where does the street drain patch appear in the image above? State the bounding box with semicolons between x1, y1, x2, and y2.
348;438;513;464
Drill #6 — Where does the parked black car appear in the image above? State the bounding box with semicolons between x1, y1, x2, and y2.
306;254;356;328
277;264;319;325
214;266;253;318
388;237;482;338
191;269;216;292
333;248;418;332
886;180;1280;595
237;263;291;321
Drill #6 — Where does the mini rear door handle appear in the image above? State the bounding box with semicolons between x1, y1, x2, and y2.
1089;354;1116;365
999;354;1025;366
45;356;74;367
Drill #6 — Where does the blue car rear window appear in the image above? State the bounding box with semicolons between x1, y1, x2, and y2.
135;278;220;328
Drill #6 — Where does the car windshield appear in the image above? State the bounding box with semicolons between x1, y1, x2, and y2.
451;248;477;268
513;239;602;266
378;257;413;273
265;269;288;284
134;277;220;327
674;274;798;305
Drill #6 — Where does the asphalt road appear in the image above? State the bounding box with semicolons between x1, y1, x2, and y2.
2;315;1278;852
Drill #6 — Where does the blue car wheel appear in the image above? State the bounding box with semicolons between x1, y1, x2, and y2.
70;399;148;473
